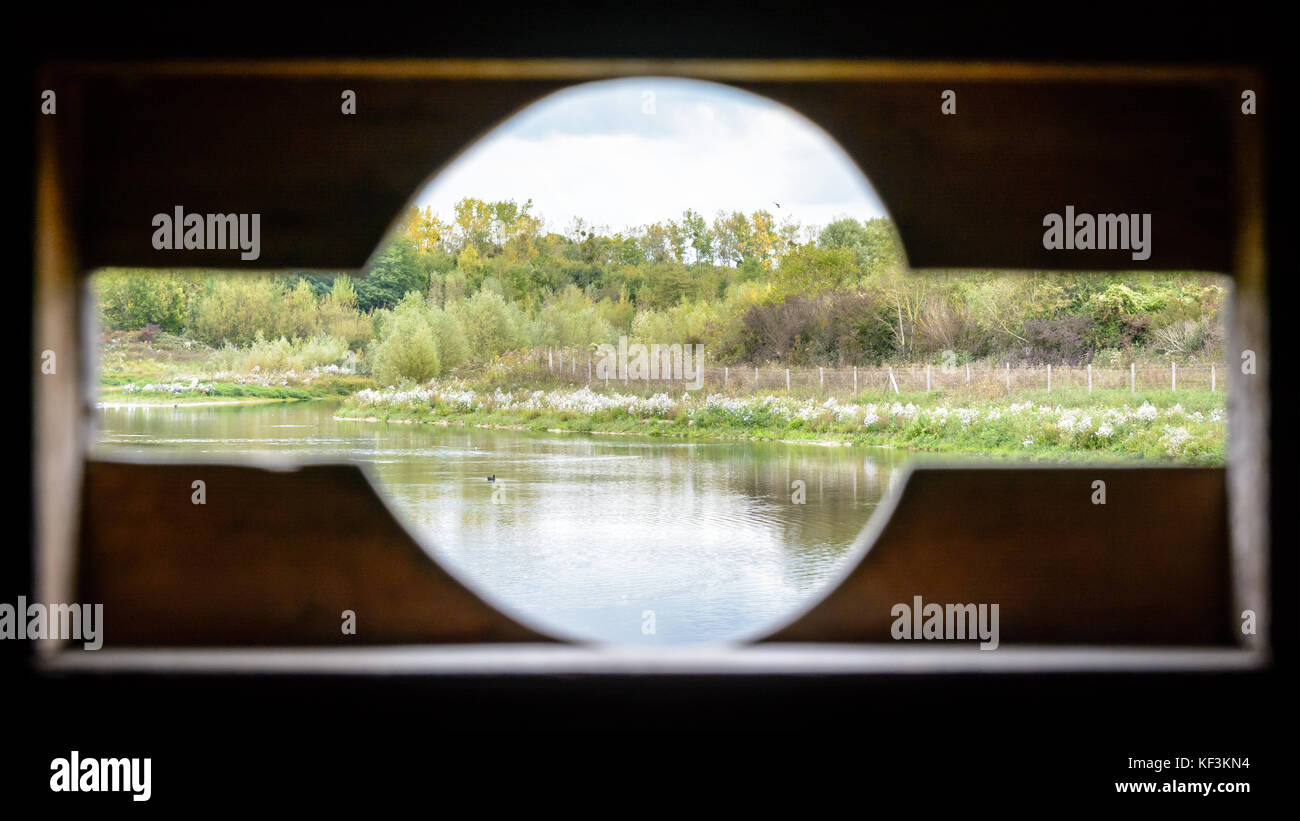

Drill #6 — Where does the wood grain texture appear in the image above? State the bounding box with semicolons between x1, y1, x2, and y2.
78;460;550;645
76;461;1232;646
43;60;1248;273
36;61;1259;650
765;465;1233;645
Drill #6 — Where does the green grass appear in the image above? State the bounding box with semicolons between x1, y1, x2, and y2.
98;376;371;404
338;383;1226;464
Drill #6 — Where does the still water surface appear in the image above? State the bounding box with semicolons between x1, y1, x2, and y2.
95;401;914;645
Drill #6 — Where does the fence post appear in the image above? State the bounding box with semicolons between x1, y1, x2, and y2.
1131;362;1136;393
587;359;591;383
724;366;728;387
754;366;758;386
889;366;899;394
1047;364;1051;394
1087;363;1092;393
966;363;970;385
925;364;931;391
548;347;553;372
853;366;858;392
819;367;824;390
786;368;790;390
1172;362;1176;391
1005;362;1010;393
1211;363;1216;392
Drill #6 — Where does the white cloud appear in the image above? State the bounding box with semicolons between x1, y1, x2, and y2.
415;77;887;235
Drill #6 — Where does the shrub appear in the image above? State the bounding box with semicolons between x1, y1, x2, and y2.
428;306;470;371
1016;316;1095;365
370;292;441;385
319;276;372;349
190;276;284;347
95;270;193;333
276;278;320;340
1151;315;1222;359
450;289;524;359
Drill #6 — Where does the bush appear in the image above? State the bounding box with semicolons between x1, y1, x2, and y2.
533;286;616;348
737;292;895;365
277;279;320;340
1016;316;1095;365
1151;315;1222;359
241;333;299;372
428;306;470;371
190;276;284;347
318;276;373;349
211;332;355;373
450;289;524;359
95;270;193;333
370;292;441;386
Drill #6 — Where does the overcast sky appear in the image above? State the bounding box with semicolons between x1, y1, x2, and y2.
414;77;888;236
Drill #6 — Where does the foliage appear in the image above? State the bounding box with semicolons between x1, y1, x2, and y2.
94;203;1227;376
355;233;427;312
95;270;195;333
369;292;442;386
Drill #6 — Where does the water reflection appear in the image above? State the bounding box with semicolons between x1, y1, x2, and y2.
95;402;910;644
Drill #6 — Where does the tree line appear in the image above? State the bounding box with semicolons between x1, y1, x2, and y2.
95;198;1226;383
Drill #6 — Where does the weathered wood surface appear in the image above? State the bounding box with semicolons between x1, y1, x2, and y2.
78;460;549;645
766;465;1232;645
44;61;1251;273
78;460;1231;646
36;61;1260;651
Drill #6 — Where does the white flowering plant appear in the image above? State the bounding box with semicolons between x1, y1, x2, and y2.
340;381;1225;462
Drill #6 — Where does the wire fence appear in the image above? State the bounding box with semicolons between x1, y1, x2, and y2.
521;347;1224;397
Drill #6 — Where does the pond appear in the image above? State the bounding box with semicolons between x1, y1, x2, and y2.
94;401;915;645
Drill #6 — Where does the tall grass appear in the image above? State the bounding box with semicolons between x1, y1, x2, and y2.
210;332;356;373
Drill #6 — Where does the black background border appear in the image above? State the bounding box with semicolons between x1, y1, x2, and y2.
5;3;1289;807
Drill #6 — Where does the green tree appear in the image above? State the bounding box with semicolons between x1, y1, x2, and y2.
276;278;320;340
190;276;283;347
95;270;193;332
451;288;524;357
356;234;427;312
369;291;441;385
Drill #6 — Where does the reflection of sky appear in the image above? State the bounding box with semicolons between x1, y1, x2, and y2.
93;404;905;646
416;77;888;236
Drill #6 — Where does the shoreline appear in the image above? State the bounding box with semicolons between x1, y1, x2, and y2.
329;380;1227;464
333;412;867;447
329;410;1183;462
98;380;1224;464
97;396;316;408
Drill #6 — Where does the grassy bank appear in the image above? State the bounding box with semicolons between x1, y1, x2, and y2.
98;374;371;404
336;381;1226;464
97;332;1227;464
97;332;371;405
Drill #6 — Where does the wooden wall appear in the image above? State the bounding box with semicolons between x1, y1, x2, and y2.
33;61;1266;648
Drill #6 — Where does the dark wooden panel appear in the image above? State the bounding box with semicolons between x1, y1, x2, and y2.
49;62;1242;273
742;80;1236;271
77;74;567;270
765;465;1233;645
51;63;1247;650
78;460;1231;646
78;460;550;645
